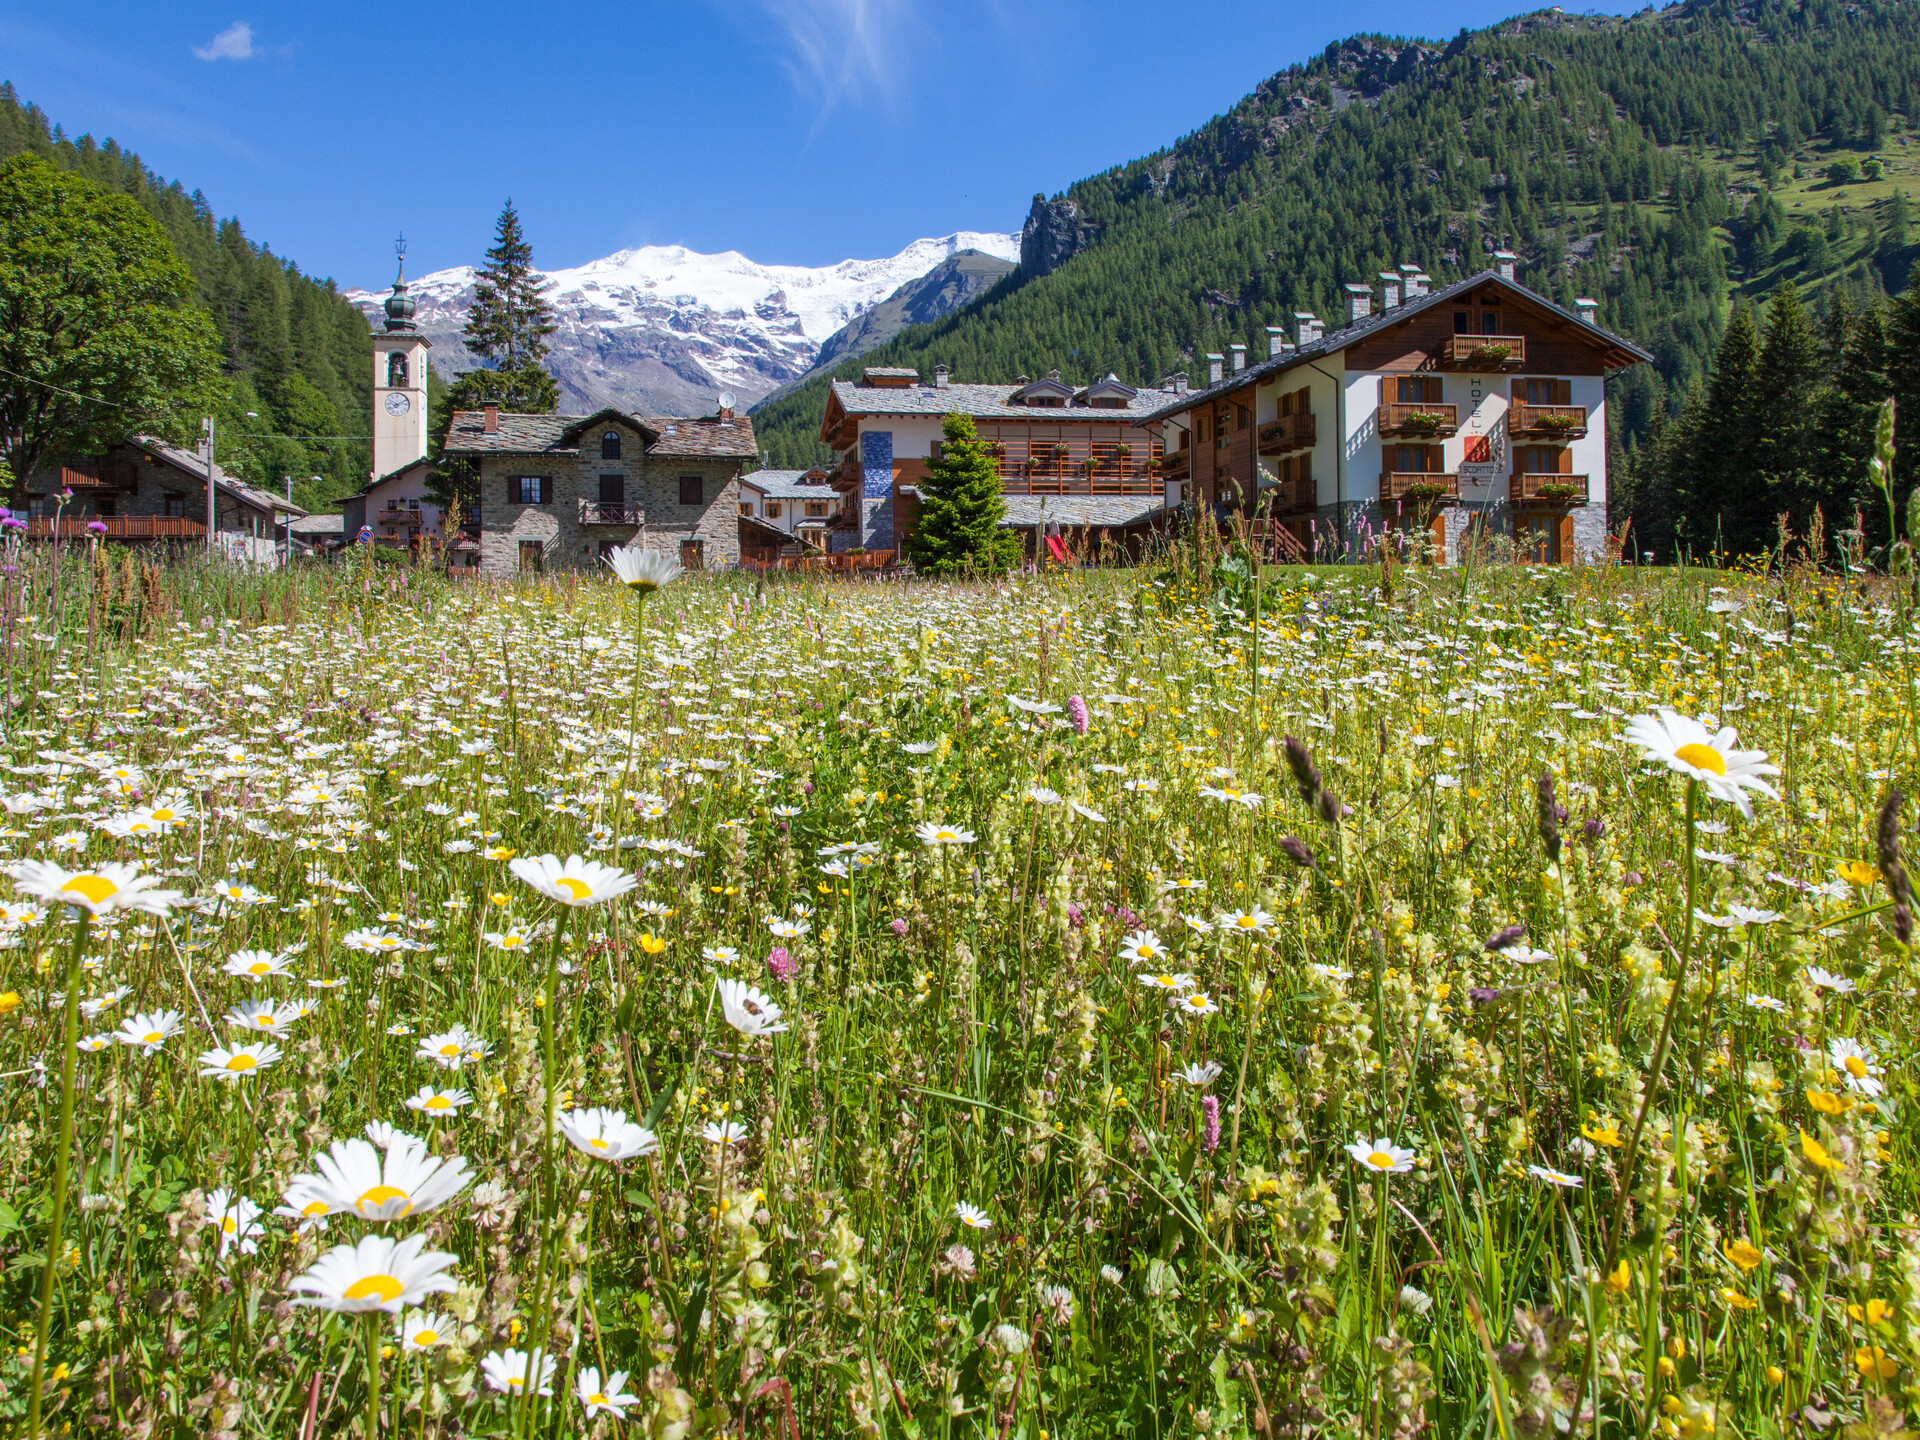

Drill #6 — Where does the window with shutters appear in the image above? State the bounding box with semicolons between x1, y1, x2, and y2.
162;492;185;518
679;475;703;507
1516;446;1568;474
804;501;830;518
509;475;549;505
765;502;782;519
1481;310;1501;335
1395;376;1444;404
598;474;624;504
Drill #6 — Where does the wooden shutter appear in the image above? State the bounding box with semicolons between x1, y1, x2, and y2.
1556;514;1575;563
507;476;519;505
1556;380;1572;406
539;477;553;504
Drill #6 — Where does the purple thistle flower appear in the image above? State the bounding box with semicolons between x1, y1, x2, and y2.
1484;923;1526;952
1201;1095;1221;1154
1066;694;1089;735
767;947;795;981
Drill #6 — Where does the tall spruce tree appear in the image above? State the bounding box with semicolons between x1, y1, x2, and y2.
1748;281;1822;550
907;412;1021;576
459;200;559;413
1678;302;1761;560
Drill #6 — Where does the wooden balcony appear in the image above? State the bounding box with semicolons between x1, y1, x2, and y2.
1158;450;1191;482
1000;477;1159;497
60;461;137;492
1508;404;1588;439
1509;472;1590;506
1376;403;1459;438
1437;334;1527;370
25;516;206;541
1379;471;1461;505
1261;476;1316;515
578;500;643;526
1256;412;1316;454
376;509;424;528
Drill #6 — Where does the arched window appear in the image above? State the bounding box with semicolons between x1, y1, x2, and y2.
387;351;408;388
601;431;622;459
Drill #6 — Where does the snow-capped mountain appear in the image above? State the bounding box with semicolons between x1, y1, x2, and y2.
348;231;1021;418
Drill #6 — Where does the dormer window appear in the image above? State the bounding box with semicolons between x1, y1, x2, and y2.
601;431;622;459
387;352;408;388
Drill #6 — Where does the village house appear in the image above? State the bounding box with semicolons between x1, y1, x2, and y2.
817;365;1183;557
1139;257;1650;564
22;437;306;561
441;402;756;576
736;467;839;555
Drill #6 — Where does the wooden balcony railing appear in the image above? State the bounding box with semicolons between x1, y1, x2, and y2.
1508;404;1588;439
1000;478;1160;497
25;516;206;541
1379;471;1461;504
1509;472;1590;506
376;509;424;527
1376;403;1459;438
1158;451;1191;481
1438;334;1527;370
59;462;137;492
1261;477;1316;515
578;500;643;525
1256;412;1316;454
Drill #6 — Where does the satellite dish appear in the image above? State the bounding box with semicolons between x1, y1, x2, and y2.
718;391;737;410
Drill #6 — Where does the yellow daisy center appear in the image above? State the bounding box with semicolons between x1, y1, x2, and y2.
554;877;592;900
302;1201;327;1216
413;1329;439;1346
152;810;176;823
61;874;119;904
221;1216;237;1233
1846;1055;1869;1078
1235;916;1256;928
505;1377;525;1388
247;963;271;975
424;1096;451;1110
343;1274;404;1303
589;1393;608;1406
438;1044;461;1056
589;1137;609;1149
142;1031;162;1044
357;1185;412;1214
128;822;152;832
1368;1151;1394;1169
226;1054;256;1071
255;1014;275;1026
1673;742;1726;776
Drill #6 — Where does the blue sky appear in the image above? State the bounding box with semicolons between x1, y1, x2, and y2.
3;0;1642;288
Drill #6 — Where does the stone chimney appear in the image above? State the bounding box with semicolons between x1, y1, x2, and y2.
1378;272;1402;311
1266;325;1287;358
483;402;499;433
1405;272;1430;299
933;363;950;389
1494;249;1518;281
1205;353;1225;385
1293;312;1321;347
1344;283;1373;325
1573;297;1599;324
1229;343;1247;373
1173;372;1189;396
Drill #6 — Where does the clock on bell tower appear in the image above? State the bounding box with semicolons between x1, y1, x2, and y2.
371;234;432;481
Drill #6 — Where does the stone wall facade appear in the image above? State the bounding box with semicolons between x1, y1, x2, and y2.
472;419;744;577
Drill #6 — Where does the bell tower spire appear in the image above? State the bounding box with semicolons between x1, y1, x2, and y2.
370;232;431;480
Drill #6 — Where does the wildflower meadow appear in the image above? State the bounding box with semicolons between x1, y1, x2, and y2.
2;543;1918;1440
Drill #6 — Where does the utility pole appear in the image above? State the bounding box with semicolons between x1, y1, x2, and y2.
200;416;216;559
284;476;293;566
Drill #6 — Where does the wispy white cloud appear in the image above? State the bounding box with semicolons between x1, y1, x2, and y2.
743;0;915;114
192;21;255;62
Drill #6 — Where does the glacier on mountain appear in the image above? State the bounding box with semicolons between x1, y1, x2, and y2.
347;231;1020;418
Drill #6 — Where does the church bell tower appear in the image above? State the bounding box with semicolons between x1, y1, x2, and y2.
371;234;431;481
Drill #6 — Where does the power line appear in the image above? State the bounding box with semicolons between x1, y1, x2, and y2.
0;368;372;442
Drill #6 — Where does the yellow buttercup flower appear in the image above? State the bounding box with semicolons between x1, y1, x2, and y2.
1855;1345;1899;1381
1582;1119;1623;1147
1836;861;1882;887
1800;1131;1842;1171
1724;1238;1763;1273
1807;1089;1848;1115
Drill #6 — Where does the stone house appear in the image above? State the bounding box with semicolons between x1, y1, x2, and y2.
442;403;756;576
23;435;306;561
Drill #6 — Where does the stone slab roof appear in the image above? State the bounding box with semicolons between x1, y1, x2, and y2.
996;495;1170;529
290;514;345;536
444;410;757;460
740;468;834;499
828;380;1181;423
125;436;308;517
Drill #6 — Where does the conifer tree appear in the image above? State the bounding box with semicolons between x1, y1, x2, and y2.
907;412;1021;576
460;200;560;414
1679;302;1761;559
465;200;556;369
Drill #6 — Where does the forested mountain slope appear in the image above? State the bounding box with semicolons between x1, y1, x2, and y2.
0;84;373;506
752;0;1920;468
